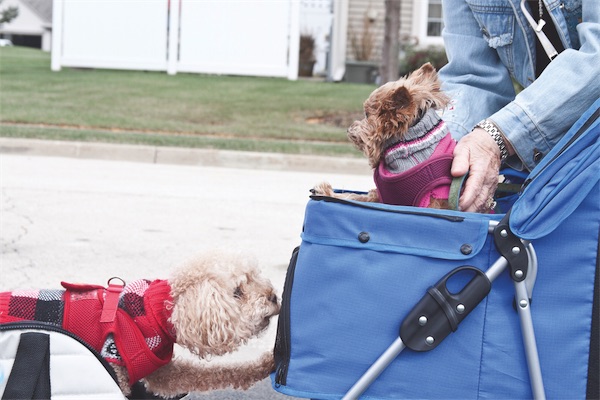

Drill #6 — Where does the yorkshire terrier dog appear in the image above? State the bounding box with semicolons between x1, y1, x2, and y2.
314;63;456;209
0;250;280;398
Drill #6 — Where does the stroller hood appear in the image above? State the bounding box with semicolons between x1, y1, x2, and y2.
510;98;600;240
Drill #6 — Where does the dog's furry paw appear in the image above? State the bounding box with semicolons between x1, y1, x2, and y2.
311;182;380;203
257;351;276;375
112;365;132;396
311;182;335;197
143;352;277;396
235;351;276;390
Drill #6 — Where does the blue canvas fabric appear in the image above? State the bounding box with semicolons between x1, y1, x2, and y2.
272;102;599;399
273;194;597;399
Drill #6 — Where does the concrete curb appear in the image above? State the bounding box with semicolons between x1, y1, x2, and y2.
0;138;371;175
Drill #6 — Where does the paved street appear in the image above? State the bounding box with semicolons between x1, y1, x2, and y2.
0;145;372;399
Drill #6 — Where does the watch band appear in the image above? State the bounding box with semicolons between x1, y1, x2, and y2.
476;120;509;161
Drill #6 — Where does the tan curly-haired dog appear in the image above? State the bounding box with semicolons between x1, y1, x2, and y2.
314;63;456;209
0;250;280;397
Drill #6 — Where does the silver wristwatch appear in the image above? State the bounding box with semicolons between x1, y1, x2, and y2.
476;120;509;161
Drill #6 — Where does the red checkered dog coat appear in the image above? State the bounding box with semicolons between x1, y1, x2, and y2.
0;279;175;385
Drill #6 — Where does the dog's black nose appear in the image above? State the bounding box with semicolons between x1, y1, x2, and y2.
269;293;278;304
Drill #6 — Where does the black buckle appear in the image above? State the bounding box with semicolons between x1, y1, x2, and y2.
400;266;491;352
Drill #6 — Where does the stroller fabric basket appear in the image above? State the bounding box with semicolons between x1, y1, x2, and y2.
272;101;599;399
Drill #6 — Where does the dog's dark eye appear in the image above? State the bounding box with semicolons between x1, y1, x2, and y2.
233;286;244;299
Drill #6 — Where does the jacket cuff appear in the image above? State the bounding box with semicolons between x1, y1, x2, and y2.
489;101;551;171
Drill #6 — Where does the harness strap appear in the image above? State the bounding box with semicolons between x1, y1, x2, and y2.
448;174;467;211
100;277;125;323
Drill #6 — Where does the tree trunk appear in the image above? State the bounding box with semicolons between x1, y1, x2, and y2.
380;0;401;85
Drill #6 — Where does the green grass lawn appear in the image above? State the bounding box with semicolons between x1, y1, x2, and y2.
0;46;376;157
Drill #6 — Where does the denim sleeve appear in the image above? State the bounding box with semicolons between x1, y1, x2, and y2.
438;0;517;139
490;1;600;171
439;0;600;171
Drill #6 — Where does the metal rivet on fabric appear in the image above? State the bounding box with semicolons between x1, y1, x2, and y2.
418;316;428;326
512;246;521;255
460;244;473;255
456;304;465;314
358;232;370;243
533;149;544;163
425;336;435;345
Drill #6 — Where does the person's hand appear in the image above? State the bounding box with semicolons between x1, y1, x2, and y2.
451;128;501;213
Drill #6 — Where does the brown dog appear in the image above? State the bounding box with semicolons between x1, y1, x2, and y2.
314;63;457;209
0;250;280;397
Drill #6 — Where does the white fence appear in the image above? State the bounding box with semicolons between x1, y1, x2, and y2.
51;0;301;80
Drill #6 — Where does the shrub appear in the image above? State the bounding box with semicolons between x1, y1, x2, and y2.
399;45;448;76
299;34;316;63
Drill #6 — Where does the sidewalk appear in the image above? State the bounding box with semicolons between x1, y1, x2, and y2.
0;137;371;175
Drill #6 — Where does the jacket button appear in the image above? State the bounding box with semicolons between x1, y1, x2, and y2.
533;149;544;163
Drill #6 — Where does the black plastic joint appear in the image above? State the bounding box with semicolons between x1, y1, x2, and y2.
400;266;491;352
493;211;528;282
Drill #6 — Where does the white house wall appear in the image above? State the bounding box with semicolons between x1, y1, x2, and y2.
52;0;300;80
345;0;414;62
346;0;384;61
0;0;45;36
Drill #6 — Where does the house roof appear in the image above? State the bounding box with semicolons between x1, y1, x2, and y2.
21;0;52;23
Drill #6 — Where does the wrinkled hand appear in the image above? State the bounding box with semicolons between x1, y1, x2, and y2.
451;128;501;213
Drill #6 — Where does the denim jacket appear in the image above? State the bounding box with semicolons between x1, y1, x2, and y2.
439;0;599;170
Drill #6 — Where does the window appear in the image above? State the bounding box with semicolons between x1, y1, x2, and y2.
412;0;445;47
427;0;444;37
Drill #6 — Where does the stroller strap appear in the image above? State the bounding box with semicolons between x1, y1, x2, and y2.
2;332;51;399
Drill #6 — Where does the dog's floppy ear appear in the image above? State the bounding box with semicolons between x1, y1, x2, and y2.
381;85;416;130
408;62;450;110
171;278;248;358
411;62;437;83
419;62;436;73
390;86;412;110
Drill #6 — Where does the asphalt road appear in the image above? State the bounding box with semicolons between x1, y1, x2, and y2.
0;145;372;399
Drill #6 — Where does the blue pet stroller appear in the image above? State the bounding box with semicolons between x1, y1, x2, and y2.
271;99;599;399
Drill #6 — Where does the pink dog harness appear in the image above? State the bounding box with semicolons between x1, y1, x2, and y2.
374;132;456;207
